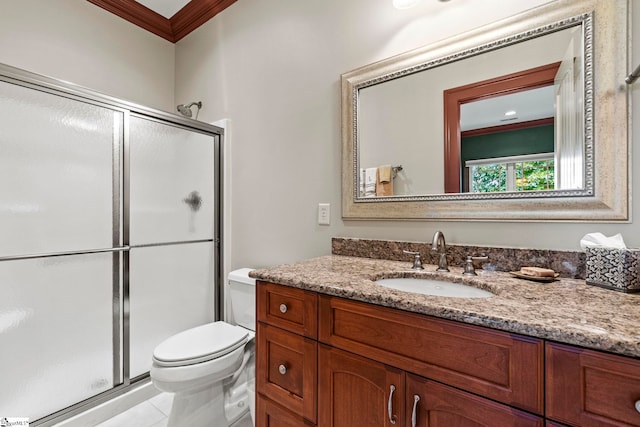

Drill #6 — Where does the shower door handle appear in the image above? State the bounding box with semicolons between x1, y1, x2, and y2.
183;191;202;212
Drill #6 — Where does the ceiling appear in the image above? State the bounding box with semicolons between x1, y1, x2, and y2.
460;86;555;132
136;0;191;18
86;0;236;43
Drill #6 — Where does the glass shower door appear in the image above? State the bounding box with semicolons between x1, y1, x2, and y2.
128;116;217;378
0;81;117;257
0;80;121;421
128;116;216;245
0;253;116;420
128;243;214;377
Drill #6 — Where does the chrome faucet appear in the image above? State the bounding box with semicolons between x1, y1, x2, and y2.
431;231;449;272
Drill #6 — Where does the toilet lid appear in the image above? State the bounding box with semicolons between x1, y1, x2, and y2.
153;321;249;367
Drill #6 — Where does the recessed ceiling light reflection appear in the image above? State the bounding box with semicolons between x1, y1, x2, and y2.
393;0;421;9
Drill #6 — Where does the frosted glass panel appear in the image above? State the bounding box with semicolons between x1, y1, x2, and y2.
0;81;119;257
129;117;215;245
129;242;214;377
0;253;114;421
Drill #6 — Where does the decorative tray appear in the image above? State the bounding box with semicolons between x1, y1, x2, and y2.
509;271;560;283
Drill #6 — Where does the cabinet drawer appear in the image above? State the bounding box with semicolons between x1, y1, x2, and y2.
256;395;315;427
256;323;317;422
319;295;543;414
257;281;317;338
406;373;543;426
546;342;640;427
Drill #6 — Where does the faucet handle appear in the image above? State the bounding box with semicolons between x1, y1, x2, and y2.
470;254;489;268
403;250;424;270
463;256;477;276
463;254;489;276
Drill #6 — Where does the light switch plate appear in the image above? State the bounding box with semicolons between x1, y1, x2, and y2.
318;203;330;225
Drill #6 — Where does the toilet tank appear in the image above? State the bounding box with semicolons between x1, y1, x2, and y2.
228;268;256;331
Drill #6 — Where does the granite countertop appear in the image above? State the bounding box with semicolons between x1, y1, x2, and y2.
250;255;640;358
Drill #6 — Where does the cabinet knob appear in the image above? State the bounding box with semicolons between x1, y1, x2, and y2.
279;303;288;313
635;400;640;413
278;364;287;375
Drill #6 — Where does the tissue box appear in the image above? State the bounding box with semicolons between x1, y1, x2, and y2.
585;247;640;292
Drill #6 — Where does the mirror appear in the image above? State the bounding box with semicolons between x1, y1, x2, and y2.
342;0;629;221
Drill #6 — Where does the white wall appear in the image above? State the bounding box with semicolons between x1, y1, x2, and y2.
0;0;175;111
176;0;640;271
0;1;637;273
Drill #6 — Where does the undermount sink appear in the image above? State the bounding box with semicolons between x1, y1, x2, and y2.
375;277;494;298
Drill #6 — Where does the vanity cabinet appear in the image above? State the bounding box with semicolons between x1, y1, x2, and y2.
255;281;640;427
318;294;544;414
318;345;541;426
318;294;544;426
546;342;640;427
256;282;318;425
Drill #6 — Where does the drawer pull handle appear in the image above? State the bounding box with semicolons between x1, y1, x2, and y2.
636;400;640;413
278;364;287;375
279;304;288;313
388;385;397;424
411;395;420;427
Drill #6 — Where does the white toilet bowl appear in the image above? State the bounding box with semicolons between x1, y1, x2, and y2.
150;268;257;427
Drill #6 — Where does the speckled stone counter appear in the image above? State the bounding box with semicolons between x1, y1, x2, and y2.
332;237;586;278
250;255;640;358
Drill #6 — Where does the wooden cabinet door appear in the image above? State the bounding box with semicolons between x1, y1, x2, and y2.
318;344;404;427
256;394;315;427
546;342;640;427
406;373;543;427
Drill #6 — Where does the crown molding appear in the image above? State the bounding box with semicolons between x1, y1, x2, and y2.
171;0;237;41
86;0;237;43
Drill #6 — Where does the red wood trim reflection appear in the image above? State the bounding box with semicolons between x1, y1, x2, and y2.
443;62;561;193
461;117;554;138
86;0;237;43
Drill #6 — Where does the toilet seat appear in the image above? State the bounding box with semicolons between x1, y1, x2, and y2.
153;321;249;367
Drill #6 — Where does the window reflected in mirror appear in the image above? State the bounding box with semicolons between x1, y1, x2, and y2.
467;154;555;193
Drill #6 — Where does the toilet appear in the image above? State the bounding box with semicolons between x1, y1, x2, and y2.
150;268;256;427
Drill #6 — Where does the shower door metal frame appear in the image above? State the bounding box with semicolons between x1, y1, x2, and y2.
0;62;224;426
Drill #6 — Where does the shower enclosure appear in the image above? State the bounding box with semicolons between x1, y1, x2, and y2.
0;64;222;425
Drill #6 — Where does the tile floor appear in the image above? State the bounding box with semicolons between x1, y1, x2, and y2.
95;392;253;427
94;393;171;427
